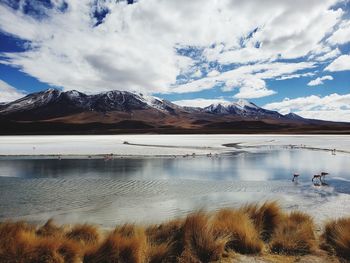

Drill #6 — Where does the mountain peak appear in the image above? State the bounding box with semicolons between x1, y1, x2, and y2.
235;99;258;109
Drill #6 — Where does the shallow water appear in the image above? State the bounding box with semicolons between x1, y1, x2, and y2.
0;142;350;226
0;148;348;181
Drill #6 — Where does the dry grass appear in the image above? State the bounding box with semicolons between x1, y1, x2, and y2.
322;217;350;259
0;202;349;262
84;226;147;263
36;219;64;238
241;201;282;242
179;211;228;262
0;221;82;263
65;224;100;245
212;209;263;254
270;211;316;255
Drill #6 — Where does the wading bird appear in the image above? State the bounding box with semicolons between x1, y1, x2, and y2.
312;174;322;185
320;172;329;185
292;173;300;182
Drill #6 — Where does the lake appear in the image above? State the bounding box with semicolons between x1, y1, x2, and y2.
0;135;349;226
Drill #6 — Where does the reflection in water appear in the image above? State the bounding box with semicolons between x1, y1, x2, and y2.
0;148;349;181
0;148;349;226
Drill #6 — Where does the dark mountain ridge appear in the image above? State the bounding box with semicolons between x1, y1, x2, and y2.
0;89;349;134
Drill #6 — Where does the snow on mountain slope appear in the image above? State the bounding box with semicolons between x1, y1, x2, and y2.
0;89;288;122
0;89;62;114
204;99;284;119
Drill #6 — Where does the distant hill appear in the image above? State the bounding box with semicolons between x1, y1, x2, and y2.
0;89;349;134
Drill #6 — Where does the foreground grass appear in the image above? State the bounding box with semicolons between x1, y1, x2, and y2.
0;202;349;262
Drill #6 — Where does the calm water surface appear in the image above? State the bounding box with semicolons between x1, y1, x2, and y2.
0;148;348;181
0;147;349;226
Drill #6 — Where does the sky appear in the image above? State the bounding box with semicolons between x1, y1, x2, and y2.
0;0;350;122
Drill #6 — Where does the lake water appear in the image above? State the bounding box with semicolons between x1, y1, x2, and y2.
0;136;350;226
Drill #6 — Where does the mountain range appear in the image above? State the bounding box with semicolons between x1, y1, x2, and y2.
0;89;349;134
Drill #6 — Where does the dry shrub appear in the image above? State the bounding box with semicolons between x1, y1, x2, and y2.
212;209;263;254
84;225;147;263
241;201;282;242
66;224;100;245
179;211;227;263
270;211;316;255
322;217;350;259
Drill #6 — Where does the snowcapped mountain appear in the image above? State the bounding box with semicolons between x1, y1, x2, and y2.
2;88;348;134
204;99;283;119
0;89;181;119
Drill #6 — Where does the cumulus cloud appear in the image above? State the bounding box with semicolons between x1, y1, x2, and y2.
307;75;333;86
0;0;345;97
0;80;26;102
325;54;350;72
264;93;350;122
327;20;350;45
172;61;315;98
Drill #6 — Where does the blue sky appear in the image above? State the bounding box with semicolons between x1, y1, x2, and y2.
0;0;350;121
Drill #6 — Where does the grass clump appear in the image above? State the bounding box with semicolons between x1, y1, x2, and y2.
0;221;81;263
322;217;350;259
241;201;282;242
2;202;350;262
270;211;316;255
179;212;227;262
84;225;147;263
212;209;263;254
65;224;100;245
36;219;64;237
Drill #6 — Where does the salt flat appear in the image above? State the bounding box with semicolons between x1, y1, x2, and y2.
0;134;350;156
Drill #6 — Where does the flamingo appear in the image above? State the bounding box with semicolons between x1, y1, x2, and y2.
312;174;322;185
292;173;300;182
320;172;329;184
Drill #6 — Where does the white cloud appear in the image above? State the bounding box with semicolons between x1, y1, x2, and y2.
276;72;315;80
307;75;333;86
327;20;350;45
0;80;26;102
173;98;230;108
264;93;350;122
314;48;341;61
325;55;350;72
172;61;315;98
0;0;344;96
207;70;220;77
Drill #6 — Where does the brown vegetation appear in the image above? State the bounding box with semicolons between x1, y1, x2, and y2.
322;217;350;260
270;211;316;255
0;202;349;262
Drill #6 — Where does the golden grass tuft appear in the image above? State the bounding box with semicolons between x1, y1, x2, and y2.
212;209;263;254
37;219;64;237
147;219;185;262
241;201;282;242
84;226;147;263
147;241;173;263
2;202;350;262
322;217;350;259
270;211;316;255
65;224;100;245
179;211;227;262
